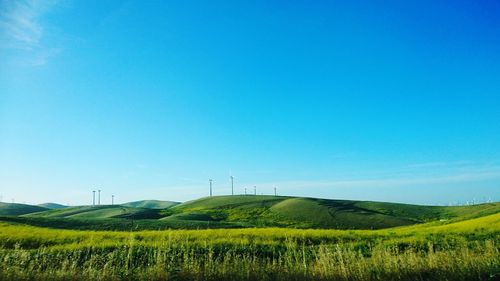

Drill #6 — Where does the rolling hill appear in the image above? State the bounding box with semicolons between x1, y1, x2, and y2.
38;203;68;209
0;202;49;216
25;205;164;220
121;200;179;209
166;195;500;229
0;195;498;231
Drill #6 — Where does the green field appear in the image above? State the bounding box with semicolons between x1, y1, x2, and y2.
0;196;499;280
0;213;499;280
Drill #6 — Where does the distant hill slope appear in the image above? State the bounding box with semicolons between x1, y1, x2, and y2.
121;200;179;209
167;195;500;229
25;205;163;220
38;203;68;209
5;195;499;231
0;202;49;216
398;211;500;234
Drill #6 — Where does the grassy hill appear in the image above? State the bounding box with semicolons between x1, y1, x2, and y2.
1;195;498;231
38;203;68;209
167;195;500;229
121;200;179;209
0;197;498;280
0;202;48;216
25;205;164;220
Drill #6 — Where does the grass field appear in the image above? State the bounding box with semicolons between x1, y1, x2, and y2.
0;196;499;280
0;210;499;280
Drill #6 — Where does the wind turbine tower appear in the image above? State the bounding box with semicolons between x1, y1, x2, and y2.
92;190;96;207
98;189;101;205
254;186;257;195
209;179;213;197
274;186;277;196
112;195;114;205
230;175;234;196
244;187;247;195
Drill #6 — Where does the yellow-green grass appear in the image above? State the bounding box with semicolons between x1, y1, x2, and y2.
0;213;499;280
1;242;497;281
1;197;498;280
397;211;500;233
0;212;498;250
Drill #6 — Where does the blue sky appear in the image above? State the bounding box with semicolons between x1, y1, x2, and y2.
1;0;500;205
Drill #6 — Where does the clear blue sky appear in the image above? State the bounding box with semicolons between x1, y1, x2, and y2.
1;0;499;205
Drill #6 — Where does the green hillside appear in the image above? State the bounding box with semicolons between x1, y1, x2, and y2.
25;205;163;220
167;195;500;229
38;203;68;209
2;195;498;231
0;202;48;216
121;200;179;209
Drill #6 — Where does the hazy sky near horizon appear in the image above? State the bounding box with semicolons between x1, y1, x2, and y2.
1;0;500;205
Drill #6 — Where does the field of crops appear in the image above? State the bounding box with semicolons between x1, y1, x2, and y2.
0;212;499;281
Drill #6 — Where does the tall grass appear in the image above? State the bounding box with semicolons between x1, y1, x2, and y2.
0;213;499;280
0;240;497;280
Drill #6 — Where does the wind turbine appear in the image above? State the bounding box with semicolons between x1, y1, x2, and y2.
209;179;213;197
244;187;247;195
98;189;101;205
230;175;234;196
254;186;257;196
274;186;277;196
92;190;96;207
112;195;115;205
